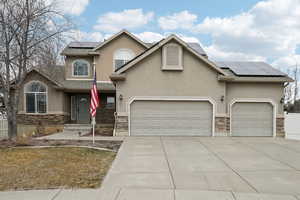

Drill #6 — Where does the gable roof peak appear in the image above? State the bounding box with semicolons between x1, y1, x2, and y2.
92;29;149;51
116;34;226;75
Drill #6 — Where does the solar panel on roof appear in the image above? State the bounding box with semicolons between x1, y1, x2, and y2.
187;43;207;56
68;42;101;48
215;61;286;76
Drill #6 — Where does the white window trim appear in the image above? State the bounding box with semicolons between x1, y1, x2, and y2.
229;98;277;137
127;96;216;137
113;48;135;70
162;43;183;70
24;81;48;114
72;59;90;77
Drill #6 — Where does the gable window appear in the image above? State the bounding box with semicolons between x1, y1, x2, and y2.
25;81;47;113
162;43;183;70
73;59;90;76
114;49;135;70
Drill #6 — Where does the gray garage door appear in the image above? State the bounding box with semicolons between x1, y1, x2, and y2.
130;100;213;136
231;102;273;137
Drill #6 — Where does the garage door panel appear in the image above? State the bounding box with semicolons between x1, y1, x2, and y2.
130;100;212;136
232;102;273;137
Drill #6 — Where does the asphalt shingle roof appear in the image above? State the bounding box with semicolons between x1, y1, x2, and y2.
61;80;115;91
34;65;115;91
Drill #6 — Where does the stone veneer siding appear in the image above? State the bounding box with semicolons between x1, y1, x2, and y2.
96;107;115;124
115;116;128;136
114;115;285;137
215;117;230;136
276;117;285;137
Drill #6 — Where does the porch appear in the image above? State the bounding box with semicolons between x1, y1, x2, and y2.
63;92;116;136
67;92;116;125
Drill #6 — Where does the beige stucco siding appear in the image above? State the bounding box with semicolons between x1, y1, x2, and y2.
96;34;147;81
65;56;94;80
18;71;65;113
226;82;284;115
116;47;226;115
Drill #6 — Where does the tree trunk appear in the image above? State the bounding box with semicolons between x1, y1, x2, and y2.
7;90;18;140
7;108;17;140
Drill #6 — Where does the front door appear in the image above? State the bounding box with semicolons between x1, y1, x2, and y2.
77;95;90;124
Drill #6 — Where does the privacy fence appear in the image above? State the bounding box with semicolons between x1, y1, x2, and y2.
285;113;300;140
0;117;8;139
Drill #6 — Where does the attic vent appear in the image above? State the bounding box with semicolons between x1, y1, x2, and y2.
162;43;183;70
166;46;179;65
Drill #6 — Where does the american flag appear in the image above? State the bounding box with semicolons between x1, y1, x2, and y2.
90;69;99;117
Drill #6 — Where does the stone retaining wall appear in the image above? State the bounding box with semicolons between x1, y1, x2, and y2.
17;114;69;125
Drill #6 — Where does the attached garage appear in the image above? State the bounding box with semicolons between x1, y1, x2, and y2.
231;102;274;137
129;100;213;136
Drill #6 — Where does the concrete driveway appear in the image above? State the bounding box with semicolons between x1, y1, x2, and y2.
100;137;300;200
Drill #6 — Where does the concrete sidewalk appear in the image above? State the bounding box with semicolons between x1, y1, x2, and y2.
0;189;103;200
2;188;299;200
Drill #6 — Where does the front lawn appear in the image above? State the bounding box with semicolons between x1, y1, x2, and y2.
0;147;116;191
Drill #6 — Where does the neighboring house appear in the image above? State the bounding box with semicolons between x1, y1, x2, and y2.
17;30;293;137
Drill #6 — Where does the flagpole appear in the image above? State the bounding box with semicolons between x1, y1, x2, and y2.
92;117;95;145
91;57;98;146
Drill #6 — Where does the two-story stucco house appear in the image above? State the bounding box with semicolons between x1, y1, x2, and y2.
17;30;293;137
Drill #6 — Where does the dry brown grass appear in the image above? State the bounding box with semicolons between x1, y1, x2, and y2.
0;147;116;191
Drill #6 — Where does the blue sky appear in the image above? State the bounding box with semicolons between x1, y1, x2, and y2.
56;0;300;71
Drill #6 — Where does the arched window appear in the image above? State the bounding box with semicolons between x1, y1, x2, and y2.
114;49;135;70
73;59;90;76
25;81;47;113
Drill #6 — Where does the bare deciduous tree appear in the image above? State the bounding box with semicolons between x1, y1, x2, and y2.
0;0;72;139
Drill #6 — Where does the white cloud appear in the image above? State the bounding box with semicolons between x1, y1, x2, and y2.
178;35;199;43
159;0;300;66
158;10;197;30
94;9;154;33
272;55;300;72
134;32;164;43
48;0;90;16
134;31;200;44
65;30;104;42
204;45;266;62
197;0;300;62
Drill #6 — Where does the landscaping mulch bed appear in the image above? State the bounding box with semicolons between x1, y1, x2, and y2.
0;147;117;191
0;139;122;151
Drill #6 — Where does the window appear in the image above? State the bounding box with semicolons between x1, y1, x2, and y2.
114;49;135;70
25;81;47;113
73;59;89;76
106;96;115;109
162;43;183;70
